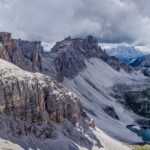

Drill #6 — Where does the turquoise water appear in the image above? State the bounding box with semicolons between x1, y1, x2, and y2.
138;128;150;141
127;125;150;142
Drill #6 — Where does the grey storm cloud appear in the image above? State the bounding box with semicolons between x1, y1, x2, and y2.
0;0;150;44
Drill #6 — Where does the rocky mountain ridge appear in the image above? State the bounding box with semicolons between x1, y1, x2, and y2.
106;46;144;64
0;58;103;150
131;54;150;77
0;32;41;72
0;58;82;124
131;54;150;67
0;33;105;149
0;32;132;81
0;32;147;150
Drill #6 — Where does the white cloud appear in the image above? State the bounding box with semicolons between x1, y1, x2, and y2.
0;0;150;48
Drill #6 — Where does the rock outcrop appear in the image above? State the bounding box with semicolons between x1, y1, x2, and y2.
0;59;82;124
40;36;132;81
106;46;144;64
130;54;150;77
0;32;132;81
0;32;41;72
131;54;150;67
0;59;102;149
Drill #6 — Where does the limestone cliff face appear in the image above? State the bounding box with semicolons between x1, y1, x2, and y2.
0;59;101;149
0;33;103;148
0;59;82;124
41;36;132;81
0;32;41;72
0;32;132;82
46;36;104;80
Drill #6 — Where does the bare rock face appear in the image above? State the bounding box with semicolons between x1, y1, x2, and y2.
0;59;82;124
0;32;132;82
0;59;102;149
0;46;10;61
18;40;41;71
102;55;133;72
0;32;40;72
47;36;106;80
40;35;132;81
0;34;103;149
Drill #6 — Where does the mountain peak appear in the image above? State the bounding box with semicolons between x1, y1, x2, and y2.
0;33;132;81
106;45;144;64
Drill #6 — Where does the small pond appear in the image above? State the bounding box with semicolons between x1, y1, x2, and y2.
127;125;150;142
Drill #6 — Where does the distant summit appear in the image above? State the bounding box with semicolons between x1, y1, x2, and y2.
131;54;150;67
106;46;144;64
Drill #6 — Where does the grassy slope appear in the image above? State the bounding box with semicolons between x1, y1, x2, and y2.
131;145;150;150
